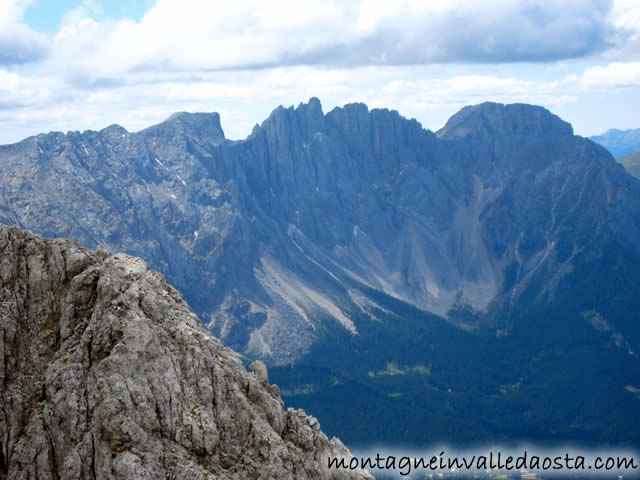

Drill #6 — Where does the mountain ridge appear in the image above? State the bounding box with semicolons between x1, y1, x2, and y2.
1;98;640;446
1;99;639;363
590;127;640;158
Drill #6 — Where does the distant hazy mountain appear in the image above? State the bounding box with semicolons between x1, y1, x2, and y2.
618;151;640;179
590;128;640;157
1;100;639;447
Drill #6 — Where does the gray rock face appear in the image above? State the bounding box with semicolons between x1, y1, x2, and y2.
0;224;372;479
1;100;640;364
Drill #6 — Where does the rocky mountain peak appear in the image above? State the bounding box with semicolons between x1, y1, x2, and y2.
98;124;132;144
259;97;327;143
142;111;226;144
0;224;371;479
436;101;573;140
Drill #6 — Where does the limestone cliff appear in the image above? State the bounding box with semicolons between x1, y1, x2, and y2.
0;224;371;479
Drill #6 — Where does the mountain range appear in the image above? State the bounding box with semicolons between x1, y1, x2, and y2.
1;99;639;447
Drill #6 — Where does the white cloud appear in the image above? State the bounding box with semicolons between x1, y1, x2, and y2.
0;0;48;65
607;0;640;60
0;0;33;25
581;61;640;88
0;68;63;109
36;0;621;86
0;69;20;90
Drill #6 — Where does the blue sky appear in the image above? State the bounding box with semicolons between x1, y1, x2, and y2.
23;1;152;33
1;0;639;145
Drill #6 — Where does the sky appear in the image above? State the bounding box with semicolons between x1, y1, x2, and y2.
0;0;639;144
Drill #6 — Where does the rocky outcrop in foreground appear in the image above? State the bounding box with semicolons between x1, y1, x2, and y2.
0;224;371;479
